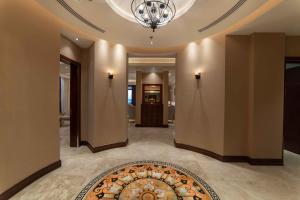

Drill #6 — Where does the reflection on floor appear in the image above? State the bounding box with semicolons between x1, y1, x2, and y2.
11;127;300;200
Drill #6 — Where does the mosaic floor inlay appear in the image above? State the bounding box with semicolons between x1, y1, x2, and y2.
76;161;219;200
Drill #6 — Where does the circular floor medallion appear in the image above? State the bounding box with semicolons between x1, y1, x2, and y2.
75;161;220;200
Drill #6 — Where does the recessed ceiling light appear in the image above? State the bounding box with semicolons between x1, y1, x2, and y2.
76;38;79;41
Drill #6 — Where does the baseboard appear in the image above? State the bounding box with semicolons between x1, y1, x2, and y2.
174;141;224;161
0;160;61;200
174;140;283;166
80;139;128;153
248;158;283;165
80;141;89;146
135;124;169;128
222;155;249;162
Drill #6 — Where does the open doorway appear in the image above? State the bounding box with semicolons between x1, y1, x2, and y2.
59;55;81;147
284;57;300;155
127;56;176;144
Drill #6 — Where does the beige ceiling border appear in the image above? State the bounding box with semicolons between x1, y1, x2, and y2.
57;0;106;33
221;0;283;35
57;0;248;36
198;0;247;32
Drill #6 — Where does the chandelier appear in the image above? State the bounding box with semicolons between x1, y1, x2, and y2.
131;0;176;32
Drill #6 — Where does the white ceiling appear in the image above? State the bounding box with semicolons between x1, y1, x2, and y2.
61;29;93;48
37;0;267;49
233;0;300;35
106;0;196;23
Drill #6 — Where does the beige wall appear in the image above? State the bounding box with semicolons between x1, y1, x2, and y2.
0;0;60;193
286;36;300;57
224;33;285;159
135;71;142;124
60;35;82;63
248;33;285;159
176;33;287;159
224;36;250;155
175;34;226;155
142;72;163;84
87;40;128;147
162;71;169;125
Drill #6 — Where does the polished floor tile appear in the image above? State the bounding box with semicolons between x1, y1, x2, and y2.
11;127;300;200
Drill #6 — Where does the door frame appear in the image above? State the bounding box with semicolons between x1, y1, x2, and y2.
60;55;81;147
283;57;300;155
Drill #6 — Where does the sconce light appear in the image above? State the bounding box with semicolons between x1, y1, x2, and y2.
108;72;114;79
195;72;201;80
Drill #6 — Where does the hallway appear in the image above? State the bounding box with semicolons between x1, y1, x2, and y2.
11;127;300;200
2;1;300;199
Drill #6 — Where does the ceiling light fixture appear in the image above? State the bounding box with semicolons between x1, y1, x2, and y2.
131;0;176;32
75;38;79;41
150;36;154;45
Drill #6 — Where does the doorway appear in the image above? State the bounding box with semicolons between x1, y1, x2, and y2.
59;55;81;147
284;57;300;155
127;56;176;145
127;69;175;128
127;56;176;128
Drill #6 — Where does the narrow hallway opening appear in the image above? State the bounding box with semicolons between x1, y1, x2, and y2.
127;56;176;144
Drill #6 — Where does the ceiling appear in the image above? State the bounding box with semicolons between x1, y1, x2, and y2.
127;56;176;85
106;0;196;23
37;0;268;49
233;0;300;35
61;29;93;48
128;68;175;86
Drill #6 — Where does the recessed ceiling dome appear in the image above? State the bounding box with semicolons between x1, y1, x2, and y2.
38;0;269;48
105;0;196;23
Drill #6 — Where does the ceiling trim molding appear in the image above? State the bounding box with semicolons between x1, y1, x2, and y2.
57;0;106;33
128;57;176;64
198;0;247;32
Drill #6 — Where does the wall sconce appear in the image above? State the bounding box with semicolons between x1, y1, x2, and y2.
108;72;114;79
195;72;201;80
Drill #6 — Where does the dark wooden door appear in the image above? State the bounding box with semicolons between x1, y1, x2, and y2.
70;62;81;147
140;84;163;127
141;104;163;127
284;59;300;154
61;55;81;147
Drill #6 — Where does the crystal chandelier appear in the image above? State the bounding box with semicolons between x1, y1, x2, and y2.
131;0;176;32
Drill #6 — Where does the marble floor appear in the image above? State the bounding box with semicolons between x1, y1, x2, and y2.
11;126;300;200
